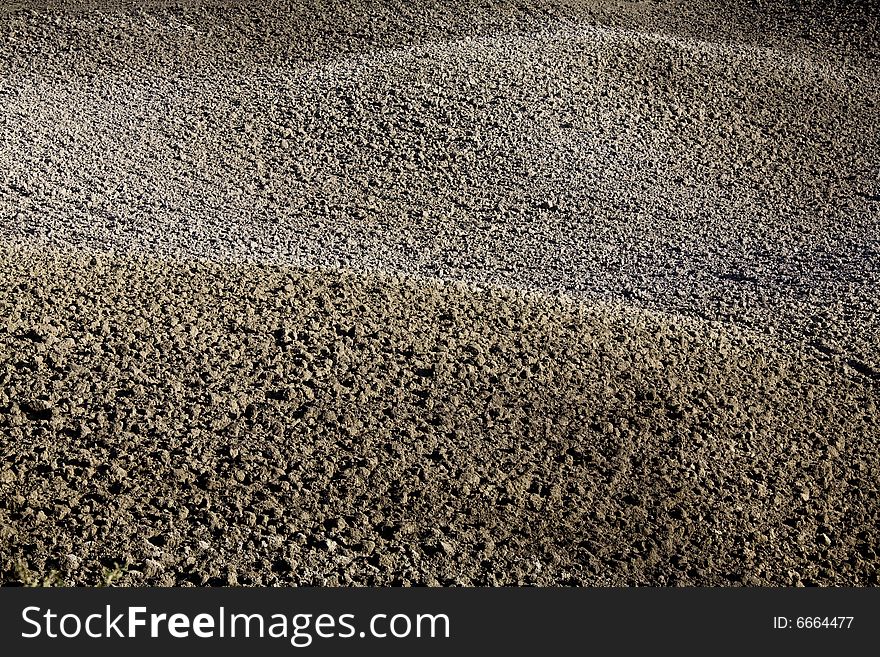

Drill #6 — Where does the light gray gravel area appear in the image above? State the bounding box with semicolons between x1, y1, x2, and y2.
1;0;878;373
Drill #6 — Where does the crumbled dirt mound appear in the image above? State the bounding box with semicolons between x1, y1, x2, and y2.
1;0;878;587
2;1;879;374
1;247;877;586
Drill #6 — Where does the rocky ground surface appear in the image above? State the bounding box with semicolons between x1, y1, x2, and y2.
0;0;878;585
1;246;878;586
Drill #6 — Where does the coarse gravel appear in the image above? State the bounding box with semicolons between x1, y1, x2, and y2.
0;0;878;586
2;245;878;586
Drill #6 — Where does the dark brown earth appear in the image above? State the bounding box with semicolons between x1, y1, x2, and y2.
0;0;878;586
1;246;877;586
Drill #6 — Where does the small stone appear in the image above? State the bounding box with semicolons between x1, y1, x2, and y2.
326;517;347;532
144;559;163;578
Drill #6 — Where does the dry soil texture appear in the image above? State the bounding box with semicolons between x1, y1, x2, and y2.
0;0;878;586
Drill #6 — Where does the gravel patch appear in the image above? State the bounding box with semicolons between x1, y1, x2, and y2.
1;1;877;367
0;1;878;585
